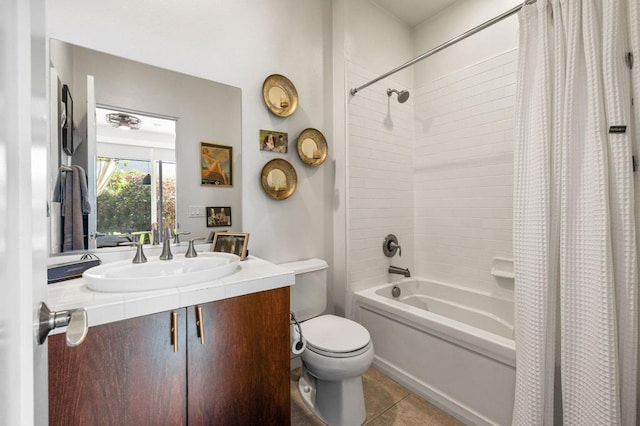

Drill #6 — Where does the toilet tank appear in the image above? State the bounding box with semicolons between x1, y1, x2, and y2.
280;258;328;322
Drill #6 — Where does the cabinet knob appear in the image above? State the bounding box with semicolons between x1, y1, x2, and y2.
37;302;88;347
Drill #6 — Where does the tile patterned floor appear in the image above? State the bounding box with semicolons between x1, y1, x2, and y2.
291;367;463;425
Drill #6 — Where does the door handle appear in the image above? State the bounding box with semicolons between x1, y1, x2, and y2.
37;302;88;347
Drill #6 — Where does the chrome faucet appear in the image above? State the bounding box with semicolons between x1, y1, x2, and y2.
388;265;410;277
159;227;174;261
185;237;206;258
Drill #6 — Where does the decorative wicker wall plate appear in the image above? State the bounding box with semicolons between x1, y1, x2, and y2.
262;74;299;117
296;128;327;166
260;159;297;200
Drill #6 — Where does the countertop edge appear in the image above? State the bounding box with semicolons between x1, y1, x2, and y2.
48;256;294;335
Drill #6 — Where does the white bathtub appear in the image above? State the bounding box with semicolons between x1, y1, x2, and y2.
353;278;516;426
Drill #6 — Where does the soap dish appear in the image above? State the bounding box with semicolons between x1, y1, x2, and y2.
490;257;514;279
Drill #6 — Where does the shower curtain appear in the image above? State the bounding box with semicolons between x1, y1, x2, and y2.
513;0;638;424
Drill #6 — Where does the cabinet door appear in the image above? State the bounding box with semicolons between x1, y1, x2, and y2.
49;309;187;425
187;287;290;425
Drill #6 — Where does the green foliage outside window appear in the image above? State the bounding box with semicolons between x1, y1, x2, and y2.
159;174;176;229
97;164;177;236
97;169;151;234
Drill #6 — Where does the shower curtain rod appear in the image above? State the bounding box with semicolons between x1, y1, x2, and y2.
349;0;536;96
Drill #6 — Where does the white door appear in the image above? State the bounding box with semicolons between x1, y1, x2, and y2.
0;0;48;424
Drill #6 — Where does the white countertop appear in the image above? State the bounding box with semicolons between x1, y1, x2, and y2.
47;255;294;335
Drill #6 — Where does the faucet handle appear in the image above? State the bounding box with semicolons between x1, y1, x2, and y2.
185;237;207;258
120;241;148;263
173;231;191;244
383;234;402;257
390;241;402;256
132;242;147;264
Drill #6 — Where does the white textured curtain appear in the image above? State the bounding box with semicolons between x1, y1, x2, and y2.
96;156;119;196
513;0;638;424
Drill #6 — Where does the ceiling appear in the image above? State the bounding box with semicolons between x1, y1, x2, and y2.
96;107;176;149
372;0;458;28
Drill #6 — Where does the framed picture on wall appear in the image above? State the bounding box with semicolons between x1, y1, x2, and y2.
201;142;233;186
211;232;249;260
206;206;232;227
61;84;74;155
259;129;288;153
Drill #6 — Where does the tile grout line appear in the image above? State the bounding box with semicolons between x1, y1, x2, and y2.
364;393;411;425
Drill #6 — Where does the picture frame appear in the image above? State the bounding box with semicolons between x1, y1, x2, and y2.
259;129;288;153
201;142;233;186
206;206;232;227
211;232;249;260
61;84;74;155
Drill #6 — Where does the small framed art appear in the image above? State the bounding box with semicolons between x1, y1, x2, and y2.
259;129;288;153
211;232;249;260
201;142;232;186
206;207;232;227
61;84;74;155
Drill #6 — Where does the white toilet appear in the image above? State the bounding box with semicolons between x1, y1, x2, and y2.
282;258;374;426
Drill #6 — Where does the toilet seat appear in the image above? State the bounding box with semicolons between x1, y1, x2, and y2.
301;314;371;357
306;341;373;358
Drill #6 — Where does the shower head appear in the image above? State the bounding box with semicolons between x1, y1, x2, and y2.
387;88;410;103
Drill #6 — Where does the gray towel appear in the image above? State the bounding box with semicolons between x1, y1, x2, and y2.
56;165;90;214
62;166;90;251
62;169;74;251
70;167;85;249
73;165;91;214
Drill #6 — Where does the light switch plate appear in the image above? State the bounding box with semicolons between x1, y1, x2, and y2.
188;205;206;218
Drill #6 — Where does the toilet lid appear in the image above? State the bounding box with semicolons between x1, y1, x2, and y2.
301;314;370;353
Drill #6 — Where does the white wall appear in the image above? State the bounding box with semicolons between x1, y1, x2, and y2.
413;0;520;86
344;0;414;88
339;0;521;309
46;0;333;265
347;63;414;296
412;0;520;298
338;0;415;316
414;50;517;298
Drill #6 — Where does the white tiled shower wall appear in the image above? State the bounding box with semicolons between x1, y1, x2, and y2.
414;49;517;298
346;49;517;299
347;61;415;293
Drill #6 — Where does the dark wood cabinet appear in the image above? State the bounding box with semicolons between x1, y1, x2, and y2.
187;286;290;424
49;287;290;426
48;309;188;425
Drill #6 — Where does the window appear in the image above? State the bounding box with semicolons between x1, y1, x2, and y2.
95;107;177;248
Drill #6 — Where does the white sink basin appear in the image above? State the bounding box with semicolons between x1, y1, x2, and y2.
84;252;240;292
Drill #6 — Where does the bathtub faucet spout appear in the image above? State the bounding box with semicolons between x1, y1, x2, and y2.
388;265;411;278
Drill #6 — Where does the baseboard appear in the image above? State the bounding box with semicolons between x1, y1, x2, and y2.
372;356;497;426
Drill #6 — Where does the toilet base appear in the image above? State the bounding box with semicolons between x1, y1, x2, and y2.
298;369;366;426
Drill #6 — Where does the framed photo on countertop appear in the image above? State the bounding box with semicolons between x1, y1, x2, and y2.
211;232;249;260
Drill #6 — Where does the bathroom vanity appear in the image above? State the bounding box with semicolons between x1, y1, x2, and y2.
46;256;293;425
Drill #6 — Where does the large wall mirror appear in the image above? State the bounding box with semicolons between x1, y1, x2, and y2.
48;39;242;255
